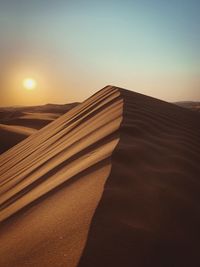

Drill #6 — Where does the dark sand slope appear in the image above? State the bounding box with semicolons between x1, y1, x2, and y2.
0;86;123;267
79;88;200;267
0;103;78;154
0;86;200;267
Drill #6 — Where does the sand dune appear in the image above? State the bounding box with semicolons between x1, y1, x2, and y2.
0;86;200;267
0;103;78;154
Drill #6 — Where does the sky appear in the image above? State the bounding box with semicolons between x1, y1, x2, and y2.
0;0;199;106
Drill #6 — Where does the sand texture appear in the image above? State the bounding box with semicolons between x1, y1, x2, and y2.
0;86;200;267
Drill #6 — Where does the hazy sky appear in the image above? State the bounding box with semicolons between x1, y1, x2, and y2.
0;0;199;106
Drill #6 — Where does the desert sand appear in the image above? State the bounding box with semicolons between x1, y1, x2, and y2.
0;86;200;267
0;103;78;154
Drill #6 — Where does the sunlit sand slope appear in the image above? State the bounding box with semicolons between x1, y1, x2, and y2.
0;86;123;267
79;88;200;267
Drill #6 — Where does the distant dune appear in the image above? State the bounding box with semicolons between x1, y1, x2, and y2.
0;86;200;267
0;103;79;154
175;101;200;112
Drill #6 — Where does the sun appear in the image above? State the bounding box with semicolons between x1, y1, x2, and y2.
23;78;37;90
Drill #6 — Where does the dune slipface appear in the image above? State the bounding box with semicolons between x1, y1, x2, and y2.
0;86;200;267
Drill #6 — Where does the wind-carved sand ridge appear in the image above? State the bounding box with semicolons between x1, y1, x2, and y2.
0;86;200;267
